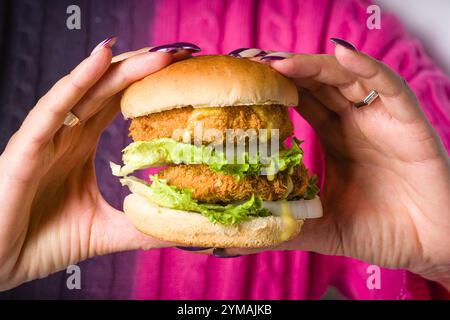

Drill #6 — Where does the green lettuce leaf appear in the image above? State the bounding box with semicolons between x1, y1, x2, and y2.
304;176;320;200
120;175;271;225
296;175;320;200
111;138;304;180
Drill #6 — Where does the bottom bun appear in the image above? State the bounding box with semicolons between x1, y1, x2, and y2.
123;193;304;248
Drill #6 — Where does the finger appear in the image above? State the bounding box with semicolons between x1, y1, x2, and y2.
334;45;423;122
84;95;121;134
306;85;354;114
72;51;173;121
90;36;117;56
12;47;113;150
73;50;193;121
112;47;150;63
214;216;341;258
112;47;194;63
268;54;358;91
266;55;361;113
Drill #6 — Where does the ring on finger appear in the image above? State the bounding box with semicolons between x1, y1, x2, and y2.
354;90;379;108
63;111;80;127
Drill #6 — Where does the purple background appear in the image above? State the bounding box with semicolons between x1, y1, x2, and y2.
0;0;154;299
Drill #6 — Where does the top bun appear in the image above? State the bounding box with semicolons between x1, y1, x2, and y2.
121;55;299;119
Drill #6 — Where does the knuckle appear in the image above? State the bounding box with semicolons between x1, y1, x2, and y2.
42;102;66;118
385;75;409;98
117;67;134;85
67;70;90;94
34;96;64;118
113;59;138;84
67;76;87;94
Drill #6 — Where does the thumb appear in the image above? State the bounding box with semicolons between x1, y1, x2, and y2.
89;200;174;257
212;218;341;257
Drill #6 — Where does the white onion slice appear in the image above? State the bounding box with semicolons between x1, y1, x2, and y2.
263;197;323;219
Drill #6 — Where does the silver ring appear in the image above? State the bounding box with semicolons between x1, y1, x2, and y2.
354;90;379;108
63;111;80;127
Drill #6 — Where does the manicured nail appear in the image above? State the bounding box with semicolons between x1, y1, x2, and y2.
91;36;117;55
228;48;266;58
212;248;241;258
172;42;201;53
149;42;201;54
260;51;294;61
176;246;211;252
149;44;180;53
330;38;357;51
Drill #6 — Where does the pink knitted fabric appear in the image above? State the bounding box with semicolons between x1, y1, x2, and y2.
133;0;450;299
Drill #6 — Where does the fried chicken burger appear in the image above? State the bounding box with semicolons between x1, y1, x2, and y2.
111;55;322;248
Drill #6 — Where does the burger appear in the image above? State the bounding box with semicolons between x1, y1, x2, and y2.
111;55;322;248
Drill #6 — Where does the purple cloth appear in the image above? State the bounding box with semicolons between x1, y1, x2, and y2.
0;0;155;299
133;0;450;299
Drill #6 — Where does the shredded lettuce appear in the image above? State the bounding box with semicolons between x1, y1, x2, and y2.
120;175;271;225
303;176;320;200
111;138;304;180
289;175;320;201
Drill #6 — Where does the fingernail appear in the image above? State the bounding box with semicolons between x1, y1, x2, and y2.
228;48;267;58
149;42;201;54
260;51;294;61
330;38;357;51
212;248;241;258
91;36;117;55
149;44;180;53
176;246;211;252
172;42;201;53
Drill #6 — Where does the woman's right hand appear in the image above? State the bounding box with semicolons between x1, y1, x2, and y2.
223;41;450;289
0;39;193;291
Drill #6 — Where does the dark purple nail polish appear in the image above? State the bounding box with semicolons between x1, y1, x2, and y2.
228;48;250;57
228;48;266;58
91;36;117;55
150;42;201;54
260;51;294;61
330;38;357;51
100;36;116;49
260;55;286;61
176;246;211;252
212;248;241;258
171;42;201;52
149;45;181;53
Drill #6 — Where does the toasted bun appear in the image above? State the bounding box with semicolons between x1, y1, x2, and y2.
121;55;299;119
123;193;303;248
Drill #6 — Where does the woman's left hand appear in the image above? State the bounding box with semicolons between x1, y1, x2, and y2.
0;40;191;291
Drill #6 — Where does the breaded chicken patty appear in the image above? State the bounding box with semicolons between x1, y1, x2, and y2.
158;164;310;203
129;105;293;143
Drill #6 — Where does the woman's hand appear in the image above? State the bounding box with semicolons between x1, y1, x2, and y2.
0;39;191;291
223;40;450;288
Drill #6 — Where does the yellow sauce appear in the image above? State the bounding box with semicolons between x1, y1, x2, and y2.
280;201;297;241
249;105;274;139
